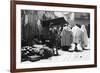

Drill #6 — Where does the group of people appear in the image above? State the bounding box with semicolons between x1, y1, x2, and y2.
60;23;88;52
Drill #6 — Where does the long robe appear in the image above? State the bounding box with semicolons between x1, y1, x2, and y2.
61;26;73;46
72;26;83;44
81;25;88;48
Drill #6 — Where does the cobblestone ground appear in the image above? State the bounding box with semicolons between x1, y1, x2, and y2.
34;49;91;63
22;38;91;64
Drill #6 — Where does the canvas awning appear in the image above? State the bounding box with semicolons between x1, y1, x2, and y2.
41;17;68;27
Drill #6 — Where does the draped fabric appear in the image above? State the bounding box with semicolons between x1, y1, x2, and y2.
23;11;40;41
37;19;43;34
24;24;32;41
81;25;88;47
25;14;28;26
21;10;58;42
61;26;73;46
29;11;39;37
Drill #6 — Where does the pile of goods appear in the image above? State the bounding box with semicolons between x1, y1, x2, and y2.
21;45;54;62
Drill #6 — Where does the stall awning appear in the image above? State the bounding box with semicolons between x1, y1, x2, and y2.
41;17;68;27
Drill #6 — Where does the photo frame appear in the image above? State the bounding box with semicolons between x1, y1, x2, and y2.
11;0;97;72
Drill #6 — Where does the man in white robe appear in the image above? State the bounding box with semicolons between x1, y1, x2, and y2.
81;25;88;50
71;24;83;51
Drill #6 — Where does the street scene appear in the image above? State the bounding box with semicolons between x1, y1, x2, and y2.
21;10;91;63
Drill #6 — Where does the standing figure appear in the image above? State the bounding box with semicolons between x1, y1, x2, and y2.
71;24;83;51
81;24;88;50
61;24;73;51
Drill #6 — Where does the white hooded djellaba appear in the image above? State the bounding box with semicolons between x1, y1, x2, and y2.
81;25;88;48
72;25;82;44
71;24;83;50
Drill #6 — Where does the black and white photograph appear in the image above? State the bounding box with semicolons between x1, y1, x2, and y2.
11;1;97;72
21;10;91;63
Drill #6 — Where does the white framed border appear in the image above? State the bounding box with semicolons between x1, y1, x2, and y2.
16;4;95;69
